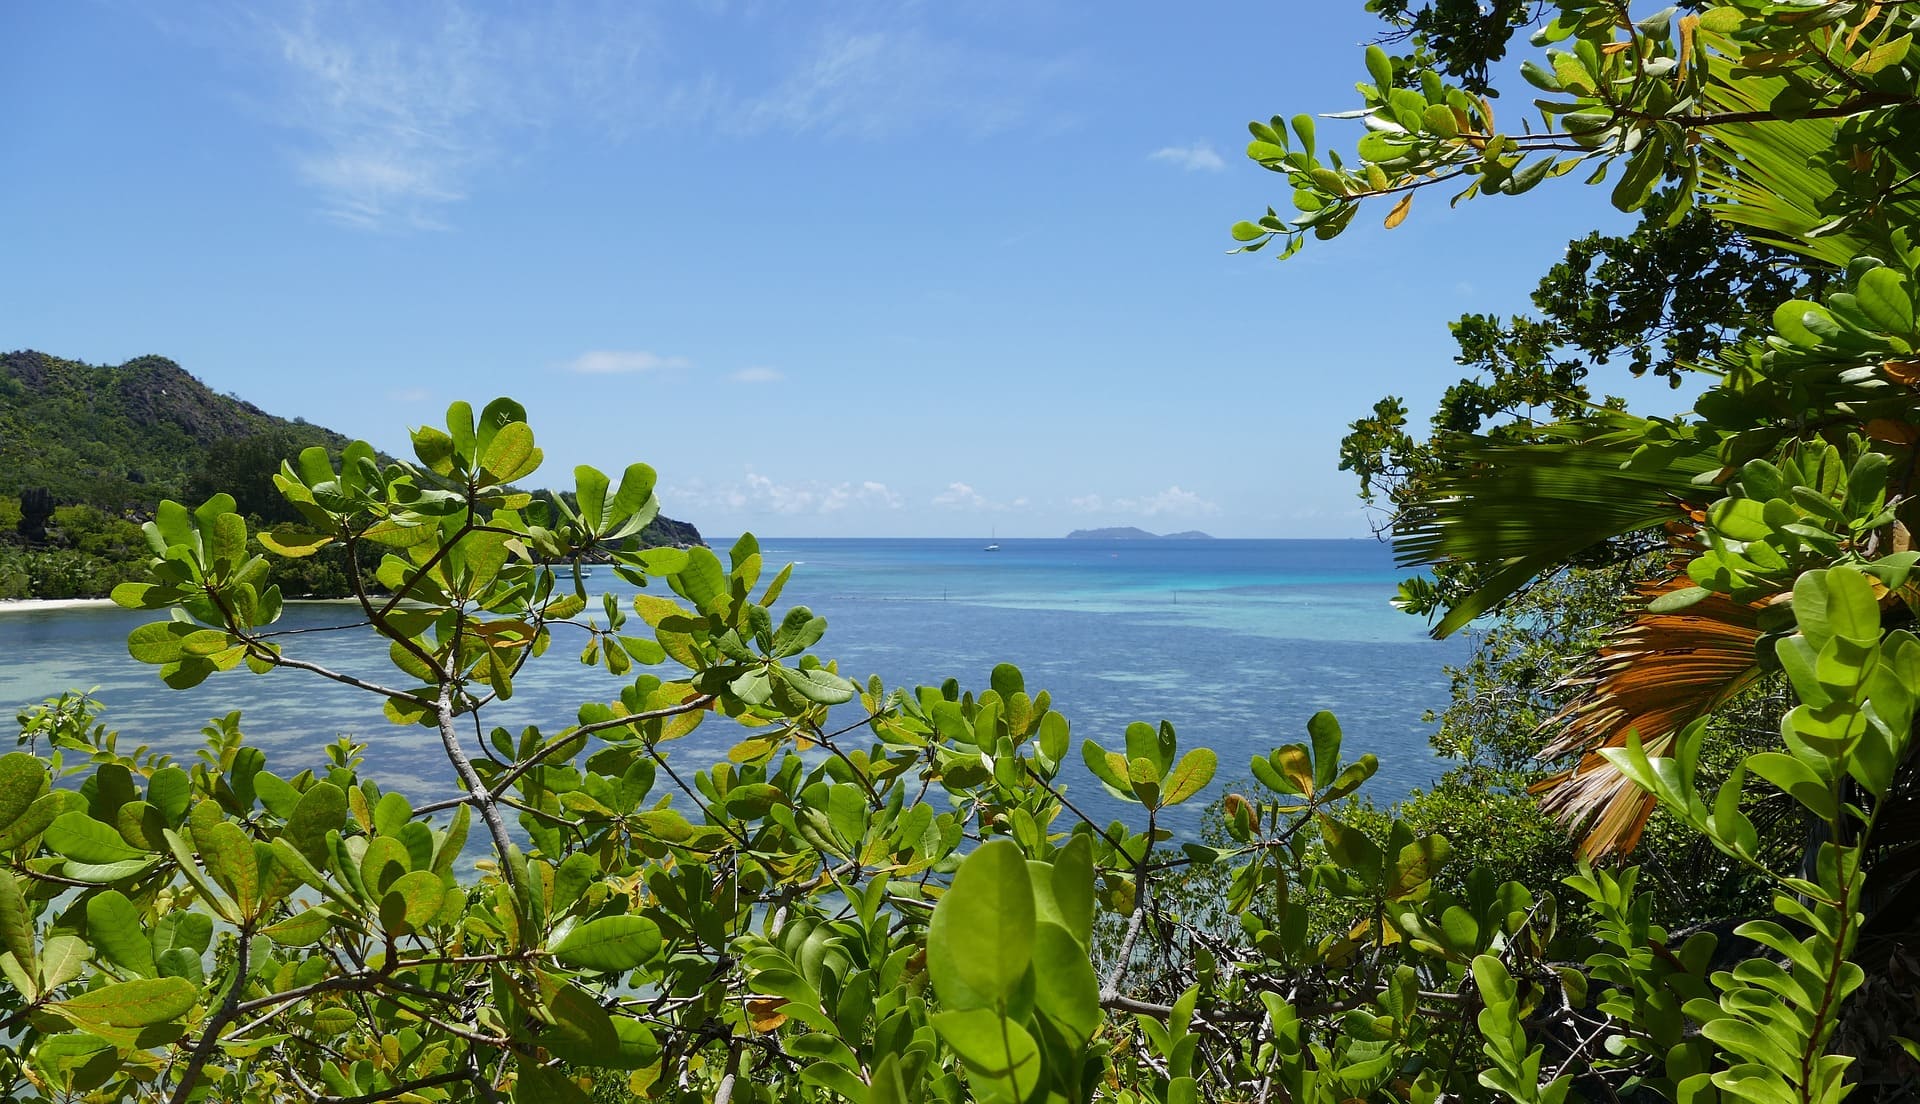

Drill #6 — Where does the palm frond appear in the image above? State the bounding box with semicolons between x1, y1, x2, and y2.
1694;29;1919;269
1532;576;1766;858
1394;421;1720;637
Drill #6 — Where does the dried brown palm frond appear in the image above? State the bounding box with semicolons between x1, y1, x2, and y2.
1532;576;1768;858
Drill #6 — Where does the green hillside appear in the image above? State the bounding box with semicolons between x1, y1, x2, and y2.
0;351;347;509
0;350;701;597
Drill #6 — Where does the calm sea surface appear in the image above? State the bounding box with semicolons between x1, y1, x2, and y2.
0;539;1469;833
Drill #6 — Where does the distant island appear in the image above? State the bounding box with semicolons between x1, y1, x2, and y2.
1065;527;1215;540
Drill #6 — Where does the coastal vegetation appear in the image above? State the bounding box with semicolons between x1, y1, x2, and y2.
0;351;699;600
2;1;1919;1102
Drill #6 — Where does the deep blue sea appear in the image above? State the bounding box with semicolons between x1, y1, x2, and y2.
0;539;1469;833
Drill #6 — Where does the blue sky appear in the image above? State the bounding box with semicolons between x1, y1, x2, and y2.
2;2;1659;538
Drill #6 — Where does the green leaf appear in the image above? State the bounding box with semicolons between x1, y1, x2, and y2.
799;1062;869;1102
1471;954;1517;1006
1709;498;1774;542
86;891;155;976
574;465;609;529
285;782;347;866
127;621;190;665
0;871;34;976
45;813;148;864
62;858;160;883
262;909;334;948
552;915;663;972
111;581;163;609
527;976;659;1070
1324;754;1379;800
1032;921;1100;1046
674;548;728;614
931;1008;1041;1103
869;1053;910;1104
775;663;856;705
632;808;694;843
1162;748;1217;806
826;783;866;848
480;420;541;483
1319;815;1383;882
1793;570;1836;647
38;935;89;991
0;793;63;852
1307;711;1342;790
513;1061;590;1104
381;870;447;935
1081;741;1131;796
1128;756;1162;808
928;839;1034;1010
1773;300;1831;348
257;525;334;558
1124;721;1175;776
1817;567;1880;642
359;835;410;897
0;753;49;841
1365;45;1393;92
1745;752;1837;821
267;839;356;913
50;977;198;1028
610;463;658;524
146;767;191;825
196;819;260;919
1648;586;1713;613
1851;33;1912;75
1049;834;1095;947
1856;266;1914;332
372;791;413;839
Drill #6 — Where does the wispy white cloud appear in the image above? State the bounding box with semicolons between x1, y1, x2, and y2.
723;25;1072;139
561;350;691;375
1149;142;1225;172
262;2;506;229
672;473;902;516
1071;486;1219;518
730;366;785;384
222;4;1075;228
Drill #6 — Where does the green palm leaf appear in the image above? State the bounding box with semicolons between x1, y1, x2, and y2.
1694;25;1919;268
1395;421;1720;637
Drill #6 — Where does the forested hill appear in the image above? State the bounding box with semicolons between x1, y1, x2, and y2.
0;349;703;546
0;350;348;509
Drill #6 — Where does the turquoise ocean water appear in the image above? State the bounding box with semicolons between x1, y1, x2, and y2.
0;538;1469;832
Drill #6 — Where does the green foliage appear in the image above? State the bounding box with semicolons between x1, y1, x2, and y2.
0;351;346;512
20;395;1877;1104
1364;0;1554;95
5;2;1920;1100
0;351;702;599
0;411;1912;1102
1226;0;1920;1096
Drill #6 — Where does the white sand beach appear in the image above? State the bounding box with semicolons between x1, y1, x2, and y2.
0;598;120;614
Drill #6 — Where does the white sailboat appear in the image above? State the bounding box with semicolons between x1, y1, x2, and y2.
984;527;1000;552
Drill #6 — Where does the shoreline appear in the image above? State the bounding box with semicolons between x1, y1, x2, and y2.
0;597;119;614
0;596;366;616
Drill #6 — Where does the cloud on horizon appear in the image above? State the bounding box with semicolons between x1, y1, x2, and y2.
670;473;903;517
932;482;991;510
730;366;785;384
1070;485;1219;518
